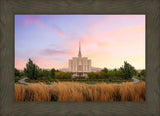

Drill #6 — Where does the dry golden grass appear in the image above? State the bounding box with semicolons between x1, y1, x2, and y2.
15;83;50;101
15;82;145;101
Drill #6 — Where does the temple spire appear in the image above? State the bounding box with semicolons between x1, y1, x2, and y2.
78;42;82;58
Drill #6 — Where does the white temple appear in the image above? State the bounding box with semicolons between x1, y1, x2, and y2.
68;42;91;78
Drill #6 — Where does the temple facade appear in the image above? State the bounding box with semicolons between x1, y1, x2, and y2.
68;42;91;78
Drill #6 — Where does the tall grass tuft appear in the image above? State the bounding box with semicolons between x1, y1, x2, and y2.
15;82;145;101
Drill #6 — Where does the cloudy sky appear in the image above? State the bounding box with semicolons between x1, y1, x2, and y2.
15;15;145;70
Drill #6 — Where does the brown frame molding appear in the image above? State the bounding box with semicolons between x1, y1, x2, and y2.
0;0;160;116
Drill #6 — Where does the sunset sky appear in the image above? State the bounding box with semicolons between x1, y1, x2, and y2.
15;15;145;70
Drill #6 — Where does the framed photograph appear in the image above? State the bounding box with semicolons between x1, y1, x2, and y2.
0;0;160;115
14;14;145;102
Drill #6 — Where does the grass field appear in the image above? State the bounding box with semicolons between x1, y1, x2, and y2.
25;78;133;85
44;81;121;85
15;82;145;101
134;76;145;81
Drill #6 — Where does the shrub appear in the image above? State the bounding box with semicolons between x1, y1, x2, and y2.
120;61;136;79
54;72;72;79
107;70;116;77
50;68;56;79
24;59;40;80
15;68;20;77
88;72;100;79
140;69;145;77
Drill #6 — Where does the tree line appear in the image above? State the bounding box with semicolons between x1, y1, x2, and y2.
88;61;137;80
15;59;145;80
15;59;72;80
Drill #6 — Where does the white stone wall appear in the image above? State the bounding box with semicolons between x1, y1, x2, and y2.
68;56;92;77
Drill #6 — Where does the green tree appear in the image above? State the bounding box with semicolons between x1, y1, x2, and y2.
55;72;71;79
99;67;109;79
63;72;72;79
140;69;145;77
101;67;108;73
20;70;25;77
42;69;50;77
15;68;20;77
24;58;39;80
114;68;117;72
107;70;116;77
37;69;43;77
88;72;99;79
50;68;56;78
120;61;136;79
56;69;60;72
116;69;125;77
55;72;62;79
100;71;108;79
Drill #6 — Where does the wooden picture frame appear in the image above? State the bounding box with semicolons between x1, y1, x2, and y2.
0;0;160;115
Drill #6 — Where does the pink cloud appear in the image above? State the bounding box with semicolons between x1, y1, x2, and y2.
68;22;145;69
58;32;65;38
24;15;65;37
15;59;26;70
31;57;55;69
40;48;74;56
24;16;45;28
15;57;64;70
52;24;66;38
106;24;145;40
89;15;145;34
58;17;145;69
31;57;68;69
79;23;145;47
